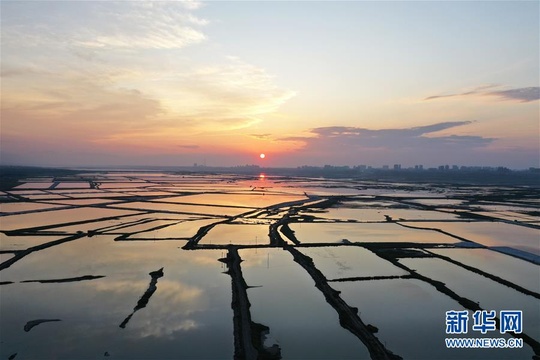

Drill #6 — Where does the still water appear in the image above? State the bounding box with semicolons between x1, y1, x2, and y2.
0;236;234;359
0;172;538;359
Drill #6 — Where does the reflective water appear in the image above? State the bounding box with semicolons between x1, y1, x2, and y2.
476;211;538;222
409;199;464;206
301;207;458;222
409;222;540;255
0;234;65;251
400;258;540;337
153;193;306;208
6;190;49;195
288;222;458;244
55;182;91;189
333;279;534;359
298;246;406;279
50;218;141;234
66;192;132;198
123;191;181;197
201;224;270;245
0;202;66;213
430;248;540;292
98;182;151;189
129;218;220;240
0;236;234;359
1;173;538;360
13;182;53;189
46;199;123;206
1;207;142;231
114;201;251;217
240;248;371;359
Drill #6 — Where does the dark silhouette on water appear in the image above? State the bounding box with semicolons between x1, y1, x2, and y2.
24;319;61;332
21;275;105;284
220;248;282;360
119;268;164;329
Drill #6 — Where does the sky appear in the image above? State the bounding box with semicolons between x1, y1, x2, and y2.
1;1;539;169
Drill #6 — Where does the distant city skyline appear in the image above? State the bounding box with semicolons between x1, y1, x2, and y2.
1;1;539;169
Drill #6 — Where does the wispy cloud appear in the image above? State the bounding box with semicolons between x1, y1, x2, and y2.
250;133;273;140
180;0;204;10
1;2;296;149
425;85;539;103
167;57;296;128
76;2;207;50
2;2;208;51
0;65;45;78
486;87;540;102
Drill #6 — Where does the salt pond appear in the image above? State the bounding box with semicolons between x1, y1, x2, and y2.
400;258;540;338
429;248;540;292
298;246;407;280
201;224;270;245
240;248;371;359
333;279;534;359
1;207;142;231
408;221;540;255
288;222;459;244
1;172;538;359
153;193;306;208
0;236;234;359
112;201;252;217
300;207;459;222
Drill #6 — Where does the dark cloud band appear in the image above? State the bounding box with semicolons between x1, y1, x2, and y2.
425;86;539;103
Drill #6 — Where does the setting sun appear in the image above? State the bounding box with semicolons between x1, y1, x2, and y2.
0;1;537;169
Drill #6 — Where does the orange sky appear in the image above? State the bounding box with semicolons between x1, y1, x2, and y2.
1;1;538;168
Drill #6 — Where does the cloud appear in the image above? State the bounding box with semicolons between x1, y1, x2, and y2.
425;85;539;103
180;0;204;10
2;4;295;145
250;133;273;140
3;2;208;51
0;65;44;78
486;87;540;102
2;53;295;156
167;57;296;128
0;2;296;165
310;121;474;138
280;121;494;151
275;121;502;167
76;3;207;50
424;84;499;100
424;93;470;101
